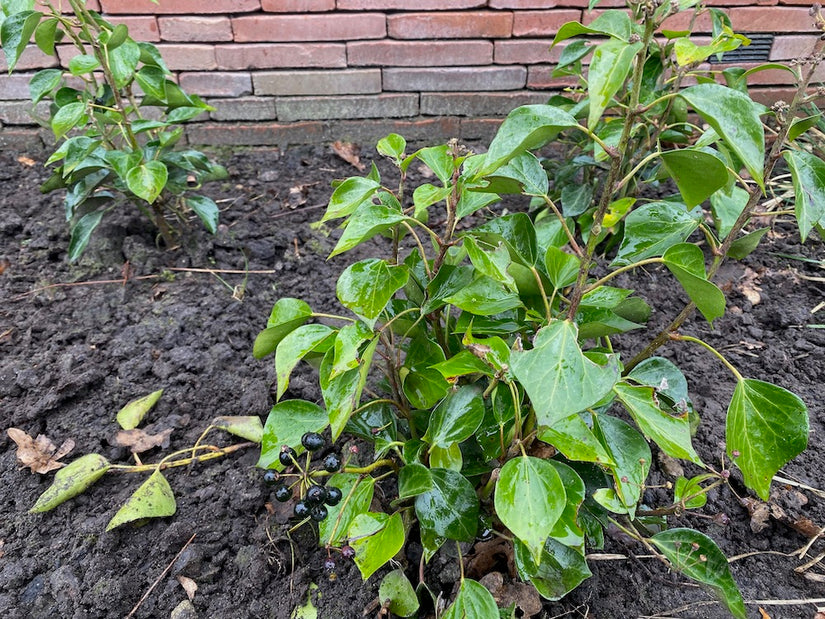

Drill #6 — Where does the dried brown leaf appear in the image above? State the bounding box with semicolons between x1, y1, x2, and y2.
17;156;35;167
177;575;198;602
758;608;771;619
332;140;365;172
7;428;75;474
657;452;685;478
285;184;309;209
115;428;173;453
738;267;762;305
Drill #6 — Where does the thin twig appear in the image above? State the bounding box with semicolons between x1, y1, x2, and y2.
124;533;197;619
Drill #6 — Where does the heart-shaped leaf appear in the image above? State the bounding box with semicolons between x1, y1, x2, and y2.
319;473;374;545
257;400;328;470
415;469;478;542
443;579;499;619
337;259;409;329
350;512;405;580
106;470;176;530
253;298;313;359
126;160;168;204
662;243;726;324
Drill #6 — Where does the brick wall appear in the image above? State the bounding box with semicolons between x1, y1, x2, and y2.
0;0;821;148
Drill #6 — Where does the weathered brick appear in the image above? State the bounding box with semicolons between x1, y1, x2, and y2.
208;97;277;121
35;0;100;11
100;0;260;13
510;0;624;6
338;0;484;8
159;17;232;42
253;69;382;96
216;44;346;70
748;87;801;106
347;41;492;67
0;75;35;99
421;91;554;116
459;117;504;142
186;121;328;146
527;66;578;89
110;16;160;42
179;72;253;97
729;7;816;32
0;126;45;152
334;117;463;144
0;100;50;125
383;67;526;92
155;45;217;71
232;14;386;42
388;12;513;40
494;40;562;64
0;45;58;72
262;0;335;10
513;10;583;37
770;35;818;60
276;94;418;121
706;0;777;5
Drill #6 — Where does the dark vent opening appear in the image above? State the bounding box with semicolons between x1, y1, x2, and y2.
708;33;774;64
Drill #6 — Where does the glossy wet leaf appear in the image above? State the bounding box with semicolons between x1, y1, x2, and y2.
627;357;695;417
106;470;176;531
337;259;408;329
553;10;632;44
275;324;335;399
443;276;522;316
29;68;62;104
614;382;700;463
415;468;478;542
674;474;713;509
116;389;163;430
126;161;168;204
784;150;825;241
431;351;492;380
560;183;593;217
612;201;702;266
416;144;455;184
330;200;408;257
1;10;42;72
186;194;219;234
710;184;749;240
212;416;264;443
727;227;769;260
322;176;381;222
482;105;578;173
330;322;374;379
464;236;516;291
443;578;499;619
350;512;405;580
30;454;111;513
68;210;104;262
52;102;86;140
485;151;549;196
378;569;419;617
510;320;619;427
376;133;406;164
398;463;433;499
651;529;746;618
660;149;729;208
547;460;585;548
322;337;378;440
545;246;581;289
588;39;642;128
429;443;462;471
467;213;538;267
319;473;374;545
108;38;140;88
495;456;566;562
423;384;485;448
678;84;764;190
593;414;651;516
257;400;328;470
402;337;450;409
537;413;614;466
662;243;726;324
253;298;313;359
514;538;592;601
727;378;808;500
33;16;58;56
68;54;100;75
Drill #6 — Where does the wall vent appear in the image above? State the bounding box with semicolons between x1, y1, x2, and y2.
708;34;774;64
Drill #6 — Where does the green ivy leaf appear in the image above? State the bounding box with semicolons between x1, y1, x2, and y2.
116;389;163;430
319;473;374;545
468;213;538;267
727;378;808;500
651;529;746;618
547;461;586;548
627;356;695;418
415;469;478;542
321;337;378;440
443;579;499;619
253;298;313;359
68;54;99;75
612;201;702;266
514;538;592;601
678;84;764;190
485;151;548;196
185;194;219;234
495;455;566;563
322;176;381;222
416;144;455;184
33;16;58;55
212;416;264;443
783;150;825;242
710;184;749;240
674;474;713;509
378;569;419;617
330;200;408;258
376;133;406;164
545;246;581;289
537;414;614;466
28;67;61;104
662;243;726;324
337;259;408;329
587;39;642;129
443;276;523;316
350;512;405;580
51;101;87;140
398;463;433;499
257;400;328;470
423;384;485;449
108;38;140;88
67;210;104;262
106;470;176;531
126;160;168;204
510;320;618;427
275;324;334;399
1;10;42;72
402;336;450;409
593;414;651;516
660;148;730;208
30;454;110;513
727;227;769;261
464;236;516;291
552;10;632;45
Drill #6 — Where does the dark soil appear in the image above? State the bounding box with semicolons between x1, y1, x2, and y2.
1;142;824;619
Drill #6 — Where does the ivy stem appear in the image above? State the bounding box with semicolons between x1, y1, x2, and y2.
669;333;743;381
540;194;583;256
583;257;664;294
108;442;255;473
636;478;726;517
614;150;662;194
400;220;432;279
530;266;553;323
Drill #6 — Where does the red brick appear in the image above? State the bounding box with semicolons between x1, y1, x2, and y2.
261;0;335;10
527;66;578;89
216;44;346;69
0;45;58;72
155;44;216;70
0;74;35;99
338;0;483;8
494;40;563;64
388;12;513;40
100;0;260;12
179;72;253;97
770;35;818;60
514;0;625;6
253;69;382;95
109;16;160;42
729;7;817;32
233;14;386;42
159;17;232;42
334;117;462;144
347;40;492;67
383;67;526;92
705;0;777;5
513;10;583;37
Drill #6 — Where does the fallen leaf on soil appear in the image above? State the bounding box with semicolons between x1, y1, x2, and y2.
758;608;771;619
17;155;35;167
7;428;75;474
285;184;310;209
466;537;514;578
738;267;762;305
479;571;542;618
332;141;365;171
177;575;198;601
815;611;825;619
657;452;685;478
115;428;173;453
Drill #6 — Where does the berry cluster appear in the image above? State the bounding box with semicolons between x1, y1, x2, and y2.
262;432;343;523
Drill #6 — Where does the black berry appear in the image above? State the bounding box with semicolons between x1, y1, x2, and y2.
325;486;343;506
294;501;311;518
274;485;292;502
310;505;328;522
306;484;328;505
301;432;325;452
341;545;355;559
323;453;341;472
323;558;336;572
263;470;278;486
279;446;298;467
